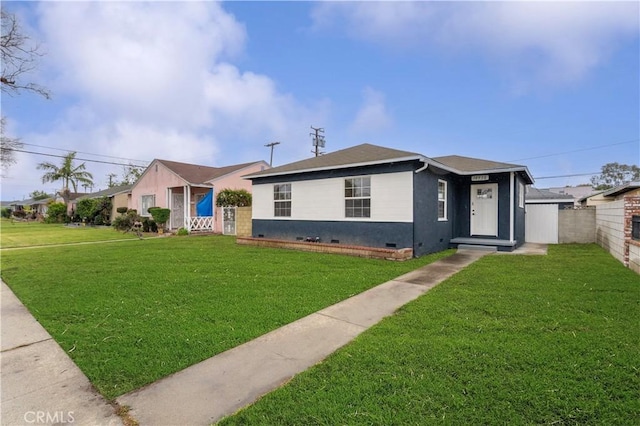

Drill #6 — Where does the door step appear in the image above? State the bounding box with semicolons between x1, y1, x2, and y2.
457;244;498;252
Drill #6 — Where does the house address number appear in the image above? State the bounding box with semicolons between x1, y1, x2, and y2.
471;175;489;181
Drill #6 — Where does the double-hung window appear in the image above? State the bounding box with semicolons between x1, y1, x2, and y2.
438;180;447;221
274;183;291;217
345;177;371;218
140;194;156;216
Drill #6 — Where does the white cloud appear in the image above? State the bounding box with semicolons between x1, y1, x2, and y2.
312;1;639;90
0;1;329;199
349;87;392;135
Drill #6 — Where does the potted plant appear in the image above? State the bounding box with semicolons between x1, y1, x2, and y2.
148;207;171;234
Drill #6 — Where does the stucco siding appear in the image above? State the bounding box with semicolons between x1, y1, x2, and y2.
131;162;186;214
111;192;130;219
596;200;625;263
252;171;413;223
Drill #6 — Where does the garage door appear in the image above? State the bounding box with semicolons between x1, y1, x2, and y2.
526;204;558;244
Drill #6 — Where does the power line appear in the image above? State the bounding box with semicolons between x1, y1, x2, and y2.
534;172;599;180
21;142;149;164
508;139;639;162
6;148;148;168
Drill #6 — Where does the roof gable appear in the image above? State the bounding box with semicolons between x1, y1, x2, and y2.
138;159;267;187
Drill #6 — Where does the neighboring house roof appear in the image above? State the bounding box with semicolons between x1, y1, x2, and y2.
153;159;267;186
245;143;534;184
8;197;53;207
546;185;596;200
56;192;89;201
578;181;640;203
77;184;133;200
602;181;640;198
525;187;574;203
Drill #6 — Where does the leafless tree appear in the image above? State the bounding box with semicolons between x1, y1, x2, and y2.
0;116;23;174
1;8;50;99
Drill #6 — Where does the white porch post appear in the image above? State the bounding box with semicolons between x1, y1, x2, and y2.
167;188;172;230
184;185;190;231
211;186;215;232
509;172;515;243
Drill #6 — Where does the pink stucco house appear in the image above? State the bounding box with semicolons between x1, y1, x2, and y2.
130;159;269;233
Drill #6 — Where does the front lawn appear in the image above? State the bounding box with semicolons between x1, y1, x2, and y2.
0;220;139;248
0;235;452;399
221;244;640;425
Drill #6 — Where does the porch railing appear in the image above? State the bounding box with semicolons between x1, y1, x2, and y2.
189;216;214;232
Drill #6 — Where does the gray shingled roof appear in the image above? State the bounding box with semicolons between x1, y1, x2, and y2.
157;159;264;185
602;181;640;197
431;155;527;173
245;143;423;178
77;184;133;200
526;187;574;202
245;143;533;183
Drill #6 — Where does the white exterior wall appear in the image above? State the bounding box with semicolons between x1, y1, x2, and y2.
525;204;558;244
595;200;625;263
252;171;413;222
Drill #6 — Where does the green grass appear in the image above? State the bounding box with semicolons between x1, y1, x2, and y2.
0;235;452;399
0;219;139;248
220;244;640;425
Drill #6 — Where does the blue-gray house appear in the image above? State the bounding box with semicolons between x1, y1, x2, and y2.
244;143;534;257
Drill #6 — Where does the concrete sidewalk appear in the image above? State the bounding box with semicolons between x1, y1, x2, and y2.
0;281;123;426
117;249;488;425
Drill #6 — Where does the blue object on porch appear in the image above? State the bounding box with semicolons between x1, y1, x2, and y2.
196;189;213;216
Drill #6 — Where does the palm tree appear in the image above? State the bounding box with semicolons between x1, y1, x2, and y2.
37;152;93;205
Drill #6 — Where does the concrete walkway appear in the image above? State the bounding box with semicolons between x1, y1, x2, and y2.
117;249;489;425
2;244;539;425
0;281;123;426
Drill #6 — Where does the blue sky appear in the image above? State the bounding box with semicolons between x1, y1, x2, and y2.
2;1;639;201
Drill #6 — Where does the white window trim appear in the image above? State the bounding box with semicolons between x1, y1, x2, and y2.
518;182;525;208
273;183;292;217
344;176;371;218
140;194;156;217
438;180;448;221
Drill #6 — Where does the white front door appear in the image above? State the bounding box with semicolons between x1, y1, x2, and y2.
471;183;498;236
171;193;184;229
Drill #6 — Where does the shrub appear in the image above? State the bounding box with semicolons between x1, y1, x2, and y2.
141;217;157;233
45;203;67;223
148;207;170;230
12;210;26;219
112;209;140;231
77;198;98;221
1;208;12;218
216;188;252;207
77;197;112;225
116;207;128;214
177;228;189;236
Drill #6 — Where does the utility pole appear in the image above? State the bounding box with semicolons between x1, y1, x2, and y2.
310;126;325;157
107;173;117;187
264;141;280;166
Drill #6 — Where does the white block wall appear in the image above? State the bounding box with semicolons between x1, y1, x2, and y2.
252;171;413;223
595;200;625;263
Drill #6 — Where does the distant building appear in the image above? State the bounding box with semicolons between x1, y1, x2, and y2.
546;185;596;206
